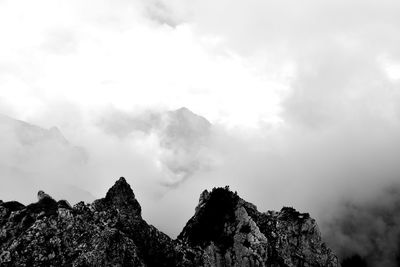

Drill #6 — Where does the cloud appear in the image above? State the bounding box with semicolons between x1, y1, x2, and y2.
0;0;283;128
0;114;91;204
323;186;400;267
1;1;400;265
41;28;78;55
143;0;182;27
163;0;400;56
97;107;215;186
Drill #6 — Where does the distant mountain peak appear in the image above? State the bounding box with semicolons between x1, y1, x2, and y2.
175;106;191;113
171;107;211;124
0;113;68;145
48;126;69;144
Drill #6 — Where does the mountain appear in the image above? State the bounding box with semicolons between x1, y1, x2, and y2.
0;114;92;203
0;114;69;146
179;187;338;266
160;107;213;185
0;177;338;266
98;107;214;185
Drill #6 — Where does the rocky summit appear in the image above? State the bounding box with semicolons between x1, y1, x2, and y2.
0;178;338;266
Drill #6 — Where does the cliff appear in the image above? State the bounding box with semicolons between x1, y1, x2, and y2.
0;178;338;266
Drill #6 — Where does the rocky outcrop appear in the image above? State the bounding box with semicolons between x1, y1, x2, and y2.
179;187;338;267
0;178;338;266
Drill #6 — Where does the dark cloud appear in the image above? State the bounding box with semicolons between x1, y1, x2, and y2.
324;185;400;267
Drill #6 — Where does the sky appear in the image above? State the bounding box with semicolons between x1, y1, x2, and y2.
1;1;400;265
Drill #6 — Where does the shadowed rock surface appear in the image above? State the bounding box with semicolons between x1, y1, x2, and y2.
0;178;338;266
179;187;338;267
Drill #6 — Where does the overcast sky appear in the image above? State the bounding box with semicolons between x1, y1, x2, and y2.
1;1;400;264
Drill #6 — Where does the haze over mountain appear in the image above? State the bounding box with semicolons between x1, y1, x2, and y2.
98;107;214;186
1;0;400;266
1;108;400;265
0;114;92;204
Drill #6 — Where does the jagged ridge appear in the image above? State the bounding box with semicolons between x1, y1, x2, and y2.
0;178;338;266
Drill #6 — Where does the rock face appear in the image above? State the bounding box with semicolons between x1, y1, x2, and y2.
0;178;338;266
179;187;338;267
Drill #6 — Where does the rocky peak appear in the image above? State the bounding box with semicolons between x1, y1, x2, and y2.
277;206;310;221
104;177;142;216
0;178;338;267
195;189;211;213
178;186;338;267
37;190;53;201
179;186;239;249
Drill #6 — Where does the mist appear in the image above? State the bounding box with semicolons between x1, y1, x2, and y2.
324;186;400;267
1;0;400;265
